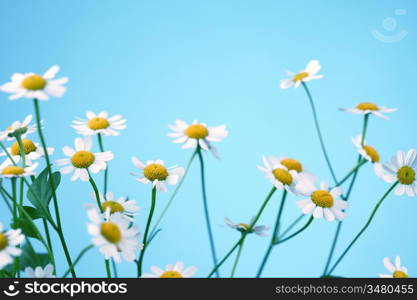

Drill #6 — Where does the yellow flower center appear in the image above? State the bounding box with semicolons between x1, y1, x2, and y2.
100;222;121;244
87;117;110;130
280;158;303;172
311;190;334;208
2;166;25;176
363;145;380;163
10;139;37;156
143;163;168;181
393;271;408;278
21;75;47;90
71;151;95;168
356;102;379;111
272;168;293;185
292;72;309;82
160;271;183;278
185;124;209;139
397;166;415;185
102;201;124;214
0;233;8;250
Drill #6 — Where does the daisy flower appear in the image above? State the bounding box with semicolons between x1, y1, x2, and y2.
0;163;38;178
71;111;127;136
381;149;417;196
379;256;409;278
142;261;197;278
0;222;25;269
131;157;184;192
280;60;323;89
0;115;36;142
87;209;142;263
55;136;113;182
167;120;227;157
296;181;347;222
89;192;139;220
340;102;397;120
0;65;67;101
0;139;54;166
352;134;384;177
25;264;55;278
224;217;269;237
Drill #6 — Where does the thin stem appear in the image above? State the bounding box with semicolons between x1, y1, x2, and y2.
230;236;245;278
274;216;314;245
105;260;111;278
326;182;399;276
62;244;94;278
333;159;367;188
42;218;55;273
0;184;13;213
278;214;305;240
88;170;103;212
11;178;17;225
97;133;108;195
15;135;26;167
111;259;118;278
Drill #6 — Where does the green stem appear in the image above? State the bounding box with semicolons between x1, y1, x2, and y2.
11;178;17;225
274;216;314;245
105;260;111;278
62;244;94;278
230;235;245;278
88;170;103;212
97;133;108;195
42;218;55;273
15;135;26;167
278;214;305;240
333;159;367;188
0;183;13;213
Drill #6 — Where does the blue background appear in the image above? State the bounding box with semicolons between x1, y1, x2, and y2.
0;0;416;278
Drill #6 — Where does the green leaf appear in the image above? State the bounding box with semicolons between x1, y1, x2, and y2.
4;244;50;272
23;206;43;220
12;217;39;240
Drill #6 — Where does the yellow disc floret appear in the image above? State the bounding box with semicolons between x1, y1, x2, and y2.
363;145;380;163
102;201;124;214
397;166;415;185
71;151;95;168
143;163;168;181
87;117;110;130
0;232;8;250
160;271;183;278
2;166;25;176
292;72;309;82
185;124;209;139
100;222;121;244
356;102;379;111
311;190;334;208
21;75;47;90
237;223;254;233
10;139;37;156
272;168;293;185
393;271;408;278
280;158;303;173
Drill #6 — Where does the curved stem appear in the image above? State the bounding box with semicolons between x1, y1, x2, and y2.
88;171;103;212
333;159;367;189
62;244;94;278
275;216;314;245
230;236;245;278
278;214;305;240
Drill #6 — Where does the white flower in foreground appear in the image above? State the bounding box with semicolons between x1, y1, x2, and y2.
131;157;184;192
0;65;68;100
142;261;197;278
224;217;269;237
380;256;409;278
55;136;113;181
167;120;227;157
25;264;55;278
340;102;397;120
72;111;127;136
89;192;139;220
0;222;24;269
381;149;417;197
296;181;347;222
0;163;38;178
0;139;54;167
352;134;384;177
87;209;142;263
280;60;323;89
0;115;36;141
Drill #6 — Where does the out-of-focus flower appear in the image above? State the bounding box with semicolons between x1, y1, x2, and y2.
379;256;409;278
142;261;197;278
224;217;269;237
0;222;25;269
340;102;396;120
0;163;38;178
25;264;55;278
72;111;126;136
280;60;323;89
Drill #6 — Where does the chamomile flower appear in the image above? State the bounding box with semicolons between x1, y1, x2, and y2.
0;163;38;178
0;115;36;142
167;120;227;157
296;181;347;222
280;60;323;89
379;256;409;278
131;157;184;192
87;209;142;263
340;102;397;120
25;264;55;278
89;192;139;220
142;261;197;278
55;136;113;182
0;65;68;101
0;139;54;167
352;134;384;177
381;149;417;196
71;111;127;136
0;222;24;269
224;217;269;237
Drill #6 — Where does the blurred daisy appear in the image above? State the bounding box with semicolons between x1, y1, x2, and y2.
280;60;323;89
142;261;197;278
0;65;68;100
25;264;55;278
87;209;142;263
340;102;397;120
0;115;36;141
296;181;347;222
89;192;139;220
131;157;184;192
0;163;38;178
0;139;54;166
224;217;269;237
380;256;409;278
72;111;127;136
55;137;113;181
352;134;384;177
0;222;24;269
167;120;227;157
381;149;417;196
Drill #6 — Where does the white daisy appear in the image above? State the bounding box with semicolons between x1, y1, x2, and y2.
380;149;417;197
167;120;227;157
296;181;347;222
379;256;409;278
280;60;323;89
71;111;127;136
25;264;55;278
89;192;139;220
0;65;68;101
55;136;113;182
0;222;25;269
87;209;142;263
340;102;397;120
352;134;384;177
0;139;54;167
142;261;197;278
0;115;36;142
224;217;269;237
131;157;184;192
0;163;38;178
